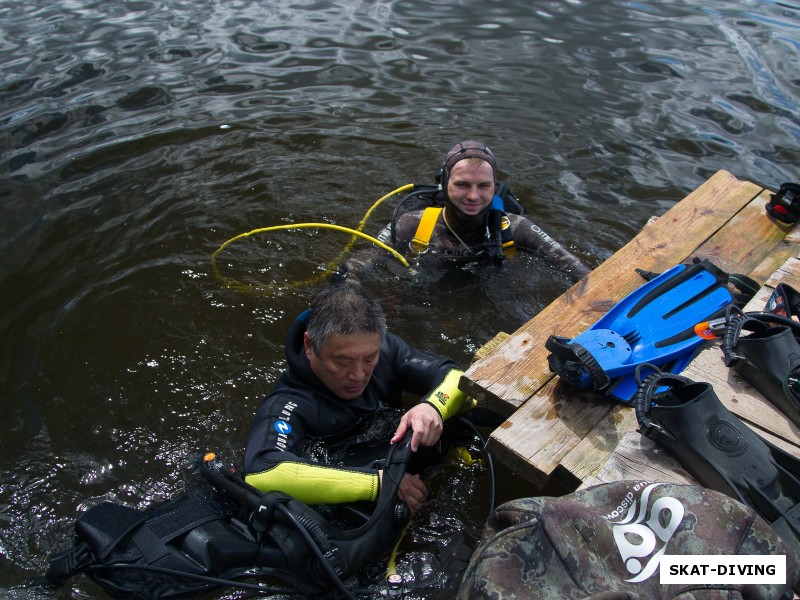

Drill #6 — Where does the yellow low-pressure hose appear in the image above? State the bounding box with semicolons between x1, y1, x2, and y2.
342;182;415;255
210;184;417;295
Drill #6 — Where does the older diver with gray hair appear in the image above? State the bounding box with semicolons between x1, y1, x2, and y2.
244;281;475;511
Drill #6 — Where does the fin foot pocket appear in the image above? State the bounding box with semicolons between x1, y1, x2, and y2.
635;366;800;560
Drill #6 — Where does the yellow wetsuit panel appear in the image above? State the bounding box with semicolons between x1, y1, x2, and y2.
245;461;379;504
422;369;477;421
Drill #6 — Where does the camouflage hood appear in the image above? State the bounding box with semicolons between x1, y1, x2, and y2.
458;480;799;599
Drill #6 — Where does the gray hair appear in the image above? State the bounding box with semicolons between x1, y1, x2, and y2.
306;282;387;354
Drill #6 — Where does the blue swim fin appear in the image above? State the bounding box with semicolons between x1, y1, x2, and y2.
546;260;735;403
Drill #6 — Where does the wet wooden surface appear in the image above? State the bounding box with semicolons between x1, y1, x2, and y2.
461;170;800;489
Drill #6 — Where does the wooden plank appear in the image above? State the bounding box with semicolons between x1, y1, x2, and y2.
748;228;800;284
555;404;638;488
484;378;617;487
462;170;762;415
578;432;695;490
476;174;800;487
471;331;510;364
764;255;800;290
689;189;797;277
481;175;774;484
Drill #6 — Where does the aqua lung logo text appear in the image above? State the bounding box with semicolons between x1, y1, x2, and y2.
606;482;685;583
273;401;298;451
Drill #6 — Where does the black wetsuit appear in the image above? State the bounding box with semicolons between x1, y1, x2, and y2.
243;311;463;504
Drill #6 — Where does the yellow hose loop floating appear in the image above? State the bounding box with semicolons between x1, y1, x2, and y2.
211;223;410;295
211;184;418;295
340;182;415;256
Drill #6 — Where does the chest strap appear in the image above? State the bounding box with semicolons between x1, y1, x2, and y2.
409;206;442;253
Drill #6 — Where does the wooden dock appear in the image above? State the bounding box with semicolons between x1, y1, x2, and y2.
461;170;800;491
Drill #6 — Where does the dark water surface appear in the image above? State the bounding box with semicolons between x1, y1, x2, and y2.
1;0;798;597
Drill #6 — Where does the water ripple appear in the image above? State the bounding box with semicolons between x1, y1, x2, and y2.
1;0;799;595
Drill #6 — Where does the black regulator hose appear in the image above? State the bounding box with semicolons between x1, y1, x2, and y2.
488;209;504;265
454;415;497;514
83;563;294;596
200;455;355;599
275;504;356;600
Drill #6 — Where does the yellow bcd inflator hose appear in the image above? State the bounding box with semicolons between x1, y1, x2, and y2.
211;183;416;295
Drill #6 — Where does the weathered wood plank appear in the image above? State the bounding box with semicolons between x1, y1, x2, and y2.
555;404;638;488
748;229;800;285
485;378;617;487
473;172;800;488
482;176;773;485
471;331;510;364
764;256;800;290
690;189;796;276
462;170;763;415
578;432;695;490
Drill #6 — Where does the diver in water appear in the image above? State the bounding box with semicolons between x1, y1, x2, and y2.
46;283;477;598
346;140;591;283
243;281;475;511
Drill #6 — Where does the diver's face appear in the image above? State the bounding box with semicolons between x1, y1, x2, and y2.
446;160;495;216
304;331;381;400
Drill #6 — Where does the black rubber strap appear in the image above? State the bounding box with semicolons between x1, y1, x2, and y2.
633;364;691;445
722;308;800;368
546;335;610;391
572;342;611;391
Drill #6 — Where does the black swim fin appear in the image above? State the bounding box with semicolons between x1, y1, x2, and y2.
765;282;800;319
635;366;800;558
722;307;800;428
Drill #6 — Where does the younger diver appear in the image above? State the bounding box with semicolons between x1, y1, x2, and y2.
345;140;591;283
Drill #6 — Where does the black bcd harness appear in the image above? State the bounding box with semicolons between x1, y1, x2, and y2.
45;434;416;600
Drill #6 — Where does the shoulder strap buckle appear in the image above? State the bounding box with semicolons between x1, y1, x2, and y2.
409;207;442;254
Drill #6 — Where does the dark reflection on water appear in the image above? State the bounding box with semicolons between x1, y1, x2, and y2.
1;0;798;596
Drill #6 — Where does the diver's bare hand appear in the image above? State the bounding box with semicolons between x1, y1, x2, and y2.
391;403;443;451
379;471;428;512
398;473;427;512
